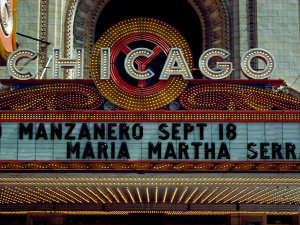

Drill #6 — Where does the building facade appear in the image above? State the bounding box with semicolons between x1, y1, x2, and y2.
1;0;300;89
0;0;300;225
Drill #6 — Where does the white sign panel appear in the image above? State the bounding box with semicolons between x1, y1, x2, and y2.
0;122;299;161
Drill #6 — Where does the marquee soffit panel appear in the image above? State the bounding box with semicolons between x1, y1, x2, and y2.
0;174;300;214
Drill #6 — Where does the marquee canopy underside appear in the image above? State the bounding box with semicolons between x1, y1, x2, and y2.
0;173;299;214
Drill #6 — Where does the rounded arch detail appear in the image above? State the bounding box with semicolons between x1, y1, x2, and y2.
64;0;230;77
190;0;230;50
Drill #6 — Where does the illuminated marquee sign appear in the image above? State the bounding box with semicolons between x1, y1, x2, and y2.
0;122;299;161
7;47;275;80
0;17;299;167
4;18;280;112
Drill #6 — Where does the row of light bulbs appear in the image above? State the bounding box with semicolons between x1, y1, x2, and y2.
0;210;298;216
0;112;299;121
1;186;299;205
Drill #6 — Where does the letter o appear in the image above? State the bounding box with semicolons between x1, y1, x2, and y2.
132;123;143;140
241;48;275;79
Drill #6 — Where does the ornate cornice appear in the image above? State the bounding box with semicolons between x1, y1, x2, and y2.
191;0;229;50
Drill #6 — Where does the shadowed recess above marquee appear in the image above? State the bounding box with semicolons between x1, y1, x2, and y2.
68;0;229;72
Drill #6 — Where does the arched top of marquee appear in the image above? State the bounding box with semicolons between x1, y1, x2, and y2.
63;0;230;78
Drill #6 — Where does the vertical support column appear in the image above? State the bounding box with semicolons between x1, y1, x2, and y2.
292;214;300;225
262;214;267;225
27;213;66;225
51;214;66;225
27;213;47;225
230;213;241;225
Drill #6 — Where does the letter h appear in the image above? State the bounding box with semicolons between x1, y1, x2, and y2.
52;48;84;79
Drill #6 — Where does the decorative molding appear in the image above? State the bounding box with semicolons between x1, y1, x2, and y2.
0;161;299;172
63;0;109;78
1;79;297;112
72;0;109;78
64;0;79;58
220;0;231;50
247;0;257;69
0;111;298;122
192;0;230;50
0;83;103;110
38;0;49;77
248;0;257;49
179;84;300;110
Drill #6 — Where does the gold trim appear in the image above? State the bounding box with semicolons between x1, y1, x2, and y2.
0;211;299;215
0;111;299;122
0;162;299;171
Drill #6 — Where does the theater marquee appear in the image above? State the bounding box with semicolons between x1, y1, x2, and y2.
0;122;299;161
0;18;299;169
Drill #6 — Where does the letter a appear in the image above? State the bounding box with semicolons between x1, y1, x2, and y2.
159;48;192;80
